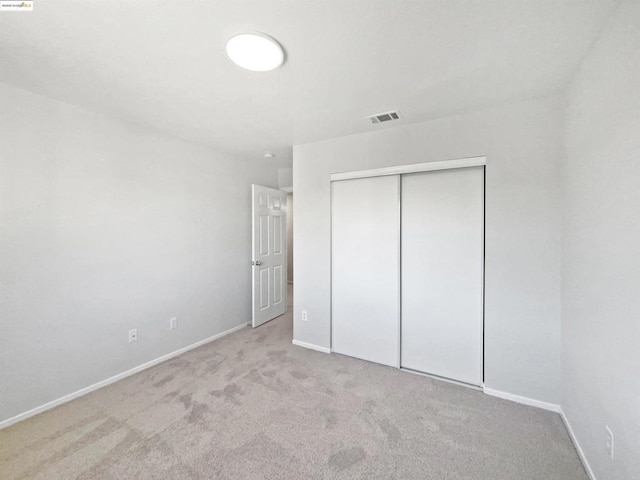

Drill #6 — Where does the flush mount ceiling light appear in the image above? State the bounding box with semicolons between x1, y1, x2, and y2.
226;33;284;72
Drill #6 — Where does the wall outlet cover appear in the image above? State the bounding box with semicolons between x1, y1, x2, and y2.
128;329;138;343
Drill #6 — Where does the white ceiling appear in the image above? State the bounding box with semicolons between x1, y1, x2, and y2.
0;1;617;167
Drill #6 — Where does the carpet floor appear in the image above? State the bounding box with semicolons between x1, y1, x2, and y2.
1;293;587;479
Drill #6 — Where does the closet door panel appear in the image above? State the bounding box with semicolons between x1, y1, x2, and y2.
332;175;400;367
401;167;484;385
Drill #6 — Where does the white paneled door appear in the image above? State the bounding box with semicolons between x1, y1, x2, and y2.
252;185;287;328
401;167;484;385
332;175;400;367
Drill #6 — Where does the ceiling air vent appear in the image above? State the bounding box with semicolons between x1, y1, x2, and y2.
366;110;401;125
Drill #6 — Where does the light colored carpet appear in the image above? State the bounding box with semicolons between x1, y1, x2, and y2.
1;294;586;479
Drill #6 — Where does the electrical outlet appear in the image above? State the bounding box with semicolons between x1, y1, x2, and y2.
301;310;308;321
605;425;614;459
128;329;137;343
170;317;177;330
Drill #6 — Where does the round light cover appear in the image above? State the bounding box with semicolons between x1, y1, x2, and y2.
226;33;284;72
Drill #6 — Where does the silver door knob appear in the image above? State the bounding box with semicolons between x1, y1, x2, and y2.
253;261;262;266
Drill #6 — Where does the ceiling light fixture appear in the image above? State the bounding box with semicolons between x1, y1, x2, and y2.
226;33;284;72
264;153;276;160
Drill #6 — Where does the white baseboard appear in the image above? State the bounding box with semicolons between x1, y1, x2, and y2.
0;323;247;430
483;387;561;413
291;339;331;354
560;408;597;480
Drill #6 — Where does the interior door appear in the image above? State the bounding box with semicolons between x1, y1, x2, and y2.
401;167;484;385
331;175;400;367
252;184;287;328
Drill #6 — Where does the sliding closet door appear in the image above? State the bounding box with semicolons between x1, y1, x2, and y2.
332;175;400;367
401;167;484;385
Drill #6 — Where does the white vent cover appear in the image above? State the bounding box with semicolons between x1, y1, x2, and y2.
366;110;401;124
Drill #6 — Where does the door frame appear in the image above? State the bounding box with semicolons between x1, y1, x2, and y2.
329;155;487;385
330;156;486;181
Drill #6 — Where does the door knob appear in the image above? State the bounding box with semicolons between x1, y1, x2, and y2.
253;261;262;266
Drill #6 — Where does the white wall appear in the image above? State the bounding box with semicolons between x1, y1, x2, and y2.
278;168;293;190
0;83;278;423
293;96;563;404
286;192;293;283
562;2;640;479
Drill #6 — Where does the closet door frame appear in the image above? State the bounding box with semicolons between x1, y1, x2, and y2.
329;155;486;381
